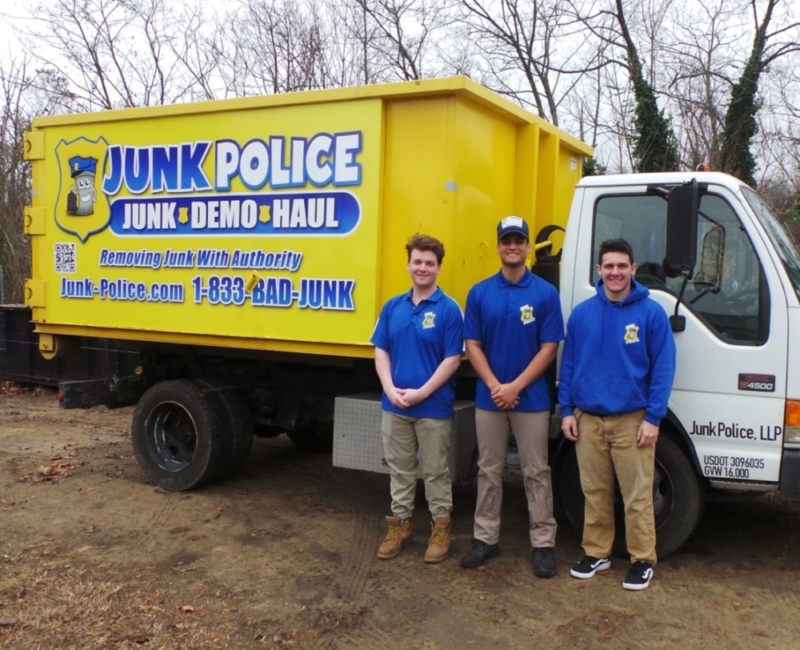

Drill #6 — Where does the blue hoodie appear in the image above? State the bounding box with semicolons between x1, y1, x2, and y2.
558;278;676;425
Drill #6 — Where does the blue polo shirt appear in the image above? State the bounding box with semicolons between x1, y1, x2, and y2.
371;287;464;419
464;269;564;412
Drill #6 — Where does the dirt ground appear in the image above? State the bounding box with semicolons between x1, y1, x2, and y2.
2;387;800;649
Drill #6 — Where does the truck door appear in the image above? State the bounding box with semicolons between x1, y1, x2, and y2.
569;184;788;485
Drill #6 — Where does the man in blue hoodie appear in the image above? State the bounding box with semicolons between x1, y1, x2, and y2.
560;238;676;591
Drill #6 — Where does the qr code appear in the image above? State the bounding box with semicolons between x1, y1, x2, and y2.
55;243;76;273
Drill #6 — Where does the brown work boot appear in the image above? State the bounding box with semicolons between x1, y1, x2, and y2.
424;517;451;564
377;516;412;559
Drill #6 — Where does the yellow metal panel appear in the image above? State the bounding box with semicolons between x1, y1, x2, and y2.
535;131;559;234
514;123;541;230
33;323;375;359
449;96;518;301
27;77;592;358
381;94;520;308
38;334;57;359
381;97;455;303
24;131;45;160
24;207;46;235
25;280;46;307
30;77;574;133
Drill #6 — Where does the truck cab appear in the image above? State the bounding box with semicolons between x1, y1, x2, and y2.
556;171;800;555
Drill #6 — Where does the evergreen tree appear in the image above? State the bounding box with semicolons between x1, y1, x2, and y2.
614;0;680;173
628;64;681;173
583;156;606;177
718;2;775;187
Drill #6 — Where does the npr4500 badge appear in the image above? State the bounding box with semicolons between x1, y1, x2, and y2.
53;132;363;241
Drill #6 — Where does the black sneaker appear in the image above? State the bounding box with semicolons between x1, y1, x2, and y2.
622;561;654;590
460;539;500;568
533;547;556;578
570;555;611;579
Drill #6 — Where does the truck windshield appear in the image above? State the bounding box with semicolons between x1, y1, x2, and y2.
742;187;800;302
593;192;768;344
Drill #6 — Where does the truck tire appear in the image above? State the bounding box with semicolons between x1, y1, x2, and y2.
195;377;254;480
556;434;705;558
131;379;228;491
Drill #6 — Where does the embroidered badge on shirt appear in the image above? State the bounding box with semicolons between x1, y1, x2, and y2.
422;312;436;329
624;323;640;344
520;304;535;325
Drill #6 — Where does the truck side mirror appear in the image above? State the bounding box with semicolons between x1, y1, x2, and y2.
664;180;699;278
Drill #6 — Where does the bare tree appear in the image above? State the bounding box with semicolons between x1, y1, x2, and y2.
321;0;395;86
222;0;329;96
458;0;600;126
352;0;453;82
572;0;680;171
24;0;221;109
0;59;64;303
718;0;800;185
169;2;228;101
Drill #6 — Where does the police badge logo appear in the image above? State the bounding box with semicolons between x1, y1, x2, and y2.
54;136;111;242
520;304;535;325
422;312;436;329
624;323;640;344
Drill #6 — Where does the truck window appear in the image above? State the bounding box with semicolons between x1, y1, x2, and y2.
742;186;800;303
592;193;768;345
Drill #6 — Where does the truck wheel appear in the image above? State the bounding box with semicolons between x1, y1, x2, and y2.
556;434;705;558
648;434;706;557
195;377;254;479
131;379;227;491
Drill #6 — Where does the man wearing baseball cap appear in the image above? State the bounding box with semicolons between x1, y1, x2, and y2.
460;216;564;577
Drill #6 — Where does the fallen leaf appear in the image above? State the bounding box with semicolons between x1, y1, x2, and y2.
179;605;195;613
146;593;164;607
34;460;72;478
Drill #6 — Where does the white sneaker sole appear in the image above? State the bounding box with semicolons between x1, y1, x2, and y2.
623;569;653;590
570;559;611;579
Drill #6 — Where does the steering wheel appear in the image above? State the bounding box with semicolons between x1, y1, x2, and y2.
716;286;759;314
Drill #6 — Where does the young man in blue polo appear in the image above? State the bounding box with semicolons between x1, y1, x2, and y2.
460;216;564;577
371;233;464;563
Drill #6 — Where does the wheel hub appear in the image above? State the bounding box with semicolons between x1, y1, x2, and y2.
147;402;198;471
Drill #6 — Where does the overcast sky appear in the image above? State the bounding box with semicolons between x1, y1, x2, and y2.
1;2;29;65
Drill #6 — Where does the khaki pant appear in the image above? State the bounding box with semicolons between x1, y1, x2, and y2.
473;408;556;547
381;411;453;520
575;408;657;564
